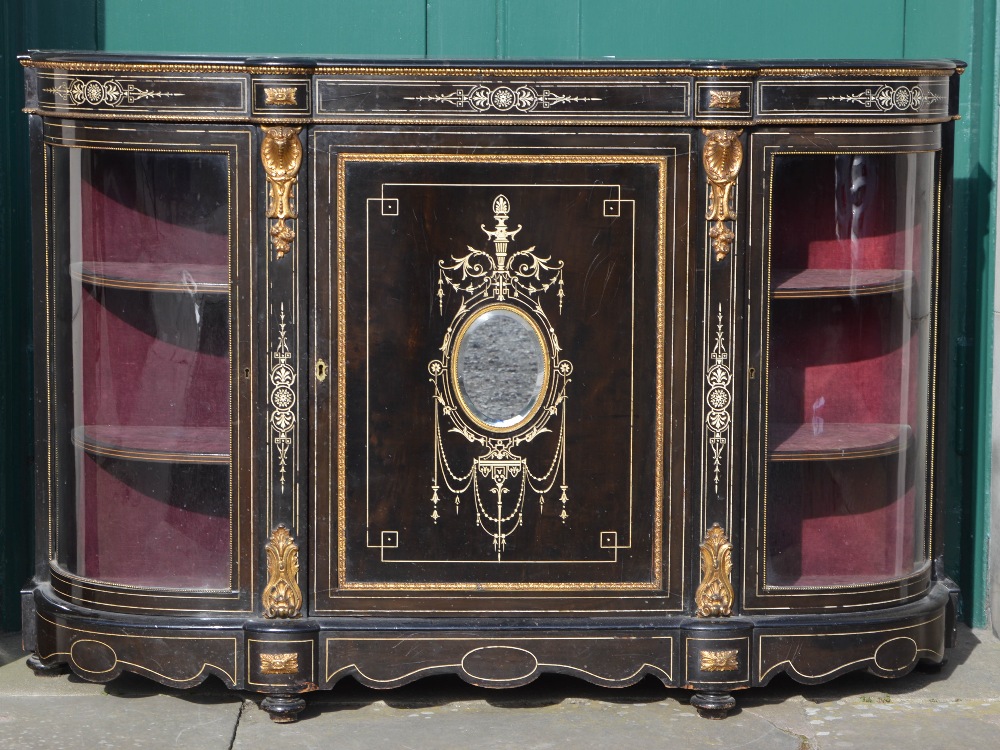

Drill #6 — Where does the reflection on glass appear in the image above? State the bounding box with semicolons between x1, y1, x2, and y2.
51;146;231;589
765;152;934;588
455;306;548;430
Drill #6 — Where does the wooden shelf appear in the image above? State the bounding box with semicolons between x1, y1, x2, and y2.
71;262;229;294
770;423;910;462
772;269;911;299
72;425;229;464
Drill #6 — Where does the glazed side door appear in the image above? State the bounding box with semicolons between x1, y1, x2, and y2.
33;118;257;614
742;126;943;613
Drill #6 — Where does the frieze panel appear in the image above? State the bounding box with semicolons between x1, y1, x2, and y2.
27;66;959;123
315;77;691;120
756;78;950;119
36;71;249;116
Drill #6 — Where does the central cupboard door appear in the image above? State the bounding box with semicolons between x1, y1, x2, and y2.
311;129;692;614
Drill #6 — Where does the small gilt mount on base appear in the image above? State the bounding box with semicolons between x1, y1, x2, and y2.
700;649;739;672
260;652;300;675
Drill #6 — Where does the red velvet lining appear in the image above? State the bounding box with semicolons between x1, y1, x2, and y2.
766;458;917;585
81;456;230;588
74;178;231;588
80;292;229;428
768;295;921;426
805;230;911;271
763;152;933;586
81;179;228;266
766;293;924;582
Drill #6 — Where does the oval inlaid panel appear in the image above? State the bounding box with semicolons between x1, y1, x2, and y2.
873;637;918;672
461;646;539;682
70;639;118;674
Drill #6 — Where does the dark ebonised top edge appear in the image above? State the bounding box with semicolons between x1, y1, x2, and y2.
20;51;965;75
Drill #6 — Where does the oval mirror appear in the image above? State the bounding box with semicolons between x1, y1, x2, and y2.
453;305;549;432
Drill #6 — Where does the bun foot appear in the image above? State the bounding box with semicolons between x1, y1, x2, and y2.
916;658;947;674
26;654;67;677
691;690;736;719
260;694;307;723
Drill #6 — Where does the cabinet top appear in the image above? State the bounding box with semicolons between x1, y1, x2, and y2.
22;52;964;125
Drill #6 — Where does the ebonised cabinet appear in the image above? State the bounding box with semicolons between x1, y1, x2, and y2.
20;53;963;721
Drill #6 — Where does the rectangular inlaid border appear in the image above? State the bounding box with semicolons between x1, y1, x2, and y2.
335;153;668;591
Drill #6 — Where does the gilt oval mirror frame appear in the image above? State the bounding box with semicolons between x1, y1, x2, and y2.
450;303;551;434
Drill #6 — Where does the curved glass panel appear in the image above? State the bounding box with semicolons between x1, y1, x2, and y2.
454;306;548;430
49;145;232;589
764;151;936;588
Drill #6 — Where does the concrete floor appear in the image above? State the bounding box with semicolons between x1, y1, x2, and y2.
1;625;998;749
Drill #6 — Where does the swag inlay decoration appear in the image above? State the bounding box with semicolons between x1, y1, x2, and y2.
429;195;573;556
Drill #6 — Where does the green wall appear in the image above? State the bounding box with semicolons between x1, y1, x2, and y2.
99;0;915;59
1;1;101;630
3;0;996;628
